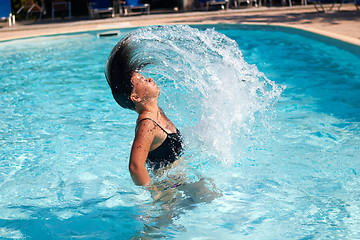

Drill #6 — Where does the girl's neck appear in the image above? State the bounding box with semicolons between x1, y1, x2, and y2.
135;97;158;113
136;103;162;119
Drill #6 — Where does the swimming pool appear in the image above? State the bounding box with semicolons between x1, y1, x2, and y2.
0;24;359;239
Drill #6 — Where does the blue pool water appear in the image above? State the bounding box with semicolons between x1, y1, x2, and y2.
0;24;359;239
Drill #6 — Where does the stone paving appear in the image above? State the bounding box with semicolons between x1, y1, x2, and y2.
0;4;359;45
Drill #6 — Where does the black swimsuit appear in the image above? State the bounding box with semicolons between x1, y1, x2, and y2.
136;118;183;170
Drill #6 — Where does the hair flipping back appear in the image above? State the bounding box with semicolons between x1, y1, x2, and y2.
105;34;151;110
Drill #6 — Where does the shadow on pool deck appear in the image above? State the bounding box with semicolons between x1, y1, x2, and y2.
263;10;353;24
172;9;360;25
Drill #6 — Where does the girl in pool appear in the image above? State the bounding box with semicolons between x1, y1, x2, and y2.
105;35;184;188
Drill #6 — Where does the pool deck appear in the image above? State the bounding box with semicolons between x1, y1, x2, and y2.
1;4;359;45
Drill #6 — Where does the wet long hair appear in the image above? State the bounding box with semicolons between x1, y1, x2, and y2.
105;34;151;110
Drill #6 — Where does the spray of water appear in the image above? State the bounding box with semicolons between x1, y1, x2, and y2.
129;25;284;164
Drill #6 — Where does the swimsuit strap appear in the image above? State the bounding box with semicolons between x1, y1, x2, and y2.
136;118;168;134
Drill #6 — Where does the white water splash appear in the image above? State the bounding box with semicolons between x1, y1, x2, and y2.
129;25;284;164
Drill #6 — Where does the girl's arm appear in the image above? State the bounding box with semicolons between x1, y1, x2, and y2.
129;120;156;186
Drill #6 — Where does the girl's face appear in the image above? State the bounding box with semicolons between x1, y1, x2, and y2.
131;72;160;102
